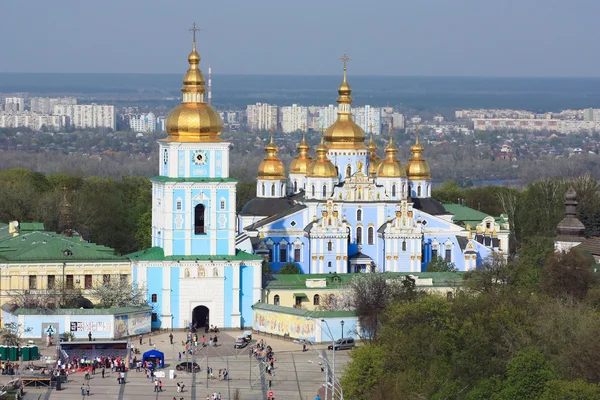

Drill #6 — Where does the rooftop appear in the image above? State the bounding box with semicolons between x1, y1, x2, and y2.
127;246;262;262
265;271;464;290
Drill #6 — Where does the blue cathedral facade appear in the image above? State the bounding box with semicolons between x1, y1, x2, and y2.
237;64;508;274
129;36;508;331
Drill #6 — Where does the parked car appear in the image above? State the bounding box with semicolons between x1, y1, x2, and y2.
328;338;355;350
234;335;249;349
176;362;201;372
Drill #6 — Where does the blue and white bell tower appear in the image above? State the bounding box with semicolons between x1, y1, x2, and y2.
130;27;262;331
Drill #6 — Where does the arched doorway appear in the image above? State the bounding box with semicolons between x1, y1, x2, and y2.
192;305;209;330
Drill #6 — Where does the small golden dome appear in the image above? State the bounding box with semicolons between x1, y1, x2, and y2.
377;136;405;178
258;135;285;180
307;136;337;178
166;40;222;143
367;133;381;176
289;133;313;174
406;130;431;180
324;62;366;150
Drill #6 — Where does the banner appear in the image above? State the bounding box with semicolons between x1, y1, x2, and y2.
114;311;151;339
253;310;316;342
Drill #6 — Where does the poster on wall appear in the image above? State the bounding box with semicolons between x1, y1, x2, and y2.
42;323;59;341
253;310;316;342
114;311;151;339
70;321;111;333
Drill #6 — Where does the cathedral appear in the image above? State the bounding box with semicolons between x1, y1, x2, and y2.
129;32;508;331
237;59;508;274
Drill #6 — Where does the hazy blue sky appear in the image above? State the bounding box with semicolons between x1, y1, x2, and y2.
2;0;599;76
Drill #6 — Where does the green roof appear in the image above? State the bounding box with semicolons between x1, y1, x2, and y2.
443;204;492;226
127;246;262;262
3;306;152;316
252;302;356;318
0;230;126;263
20;222;45;232
293;293;308;298
151;176;237;183
265;272;464;290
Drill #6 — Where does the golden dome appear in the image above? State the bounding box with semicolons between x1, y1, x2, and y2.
377;136;405;178
406;130;431;180
324;58;366;150
257;134;285;180
165;40;222;143
289;133;313;174
367;133;381;176
307;136;337;178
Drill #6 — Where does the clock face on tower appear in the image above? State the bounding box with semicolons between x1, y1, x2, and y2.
193;150;208;166
163;149;169;165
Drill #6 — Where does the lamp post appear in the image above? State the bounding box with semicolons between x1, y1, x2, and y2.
340;320;345;339
321;319;336;400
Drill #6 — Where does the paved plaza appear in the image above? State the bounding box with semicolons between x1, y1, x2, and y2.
0;331;350;400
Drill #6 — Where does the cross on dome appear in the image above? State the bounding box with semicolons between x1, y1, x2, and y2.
340;52;351;70
188;22;201;42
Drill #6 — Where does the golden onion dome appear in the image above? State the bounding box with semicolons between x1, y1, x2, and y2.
324;58;366;150
289;133;313;174
367;133;381;176
377;136;406;178
165;39;222;143
406;130;431;180
257;134;285;180
307;136;337;178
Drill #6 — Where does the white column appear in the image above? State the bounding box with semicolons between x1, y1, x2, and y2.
162;266;172;328
210;187;217;254
231;263;241;328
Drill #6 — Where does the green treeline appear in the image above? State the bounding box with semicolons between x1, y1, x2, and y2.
342;247;600;399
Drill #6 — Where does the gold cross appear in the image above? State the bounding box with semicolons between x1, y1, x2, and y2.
340;53;351;70
188;22;201;42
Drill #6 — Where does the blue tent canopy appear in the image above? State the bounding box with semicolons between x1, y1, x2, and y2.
142;349;165;368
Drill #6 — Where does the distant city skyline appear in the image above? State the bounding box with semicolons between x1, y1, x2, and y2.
2;0;599;77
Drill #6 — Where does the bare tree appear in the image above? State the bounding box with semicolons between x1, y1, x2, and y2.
88;278;148;308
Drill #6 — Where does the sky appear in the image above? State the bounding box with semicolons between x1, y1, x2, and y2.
1;0;599;77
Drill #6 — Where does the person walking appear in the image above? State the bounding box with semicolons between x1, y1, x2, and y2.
120;371;125;384
81;385;85;400
178;352;182;362
214;336;218;346
159;380;163;392
88;331;92;341
154;380;159;392
86;385;90;397
169;332;173;345
139;334;143;345
101;366;105;378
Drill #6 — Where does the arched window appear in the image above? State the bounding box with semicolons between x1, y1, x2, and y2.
402;183;406;197
271;184;275;196
368;227;374;245
261;183;265;196
357;209;362;221
417;185;422;197
194;204;206;234
151;293;157;303
347;227;351;245
322;185;327;198
392;184;397;197
293;180;298;192
328;261;332;268
327;241;333;251
281;183;285;194
408;184;412;197
356;227;362;245
311;185;315;197
273;295;280;306
313;294;320;306
402;240;407;251
427;183;430;196
346;164;352;177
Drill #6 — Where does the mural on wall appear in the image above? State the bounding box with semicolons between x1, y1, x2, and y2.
114;311;152;339
70;321;111;333
253;310;316;342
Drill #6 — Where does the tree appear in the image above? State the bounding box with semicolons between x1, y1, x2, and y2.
88;279;148;308
540;380;600;400
277;262;301;274
432;180;464;204
340;344;387;400
261;260;272;285
0;322;32;346
540;249;596;301
426;256;456;272
499;347;556;400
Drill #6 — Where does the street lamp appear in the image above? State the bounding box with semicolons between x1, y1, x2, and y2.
340;320;345;339
321;319;336;400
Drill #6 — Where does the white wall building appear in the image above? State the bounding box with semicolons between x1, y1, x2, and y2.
54;104;116;130
129;112;157;133
0;112;66;130
246;103;278;132
392;112;405;129
30;97;77;114
4;97;25;113
280;104;308;133
353;105;381;135
316;105;337;131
